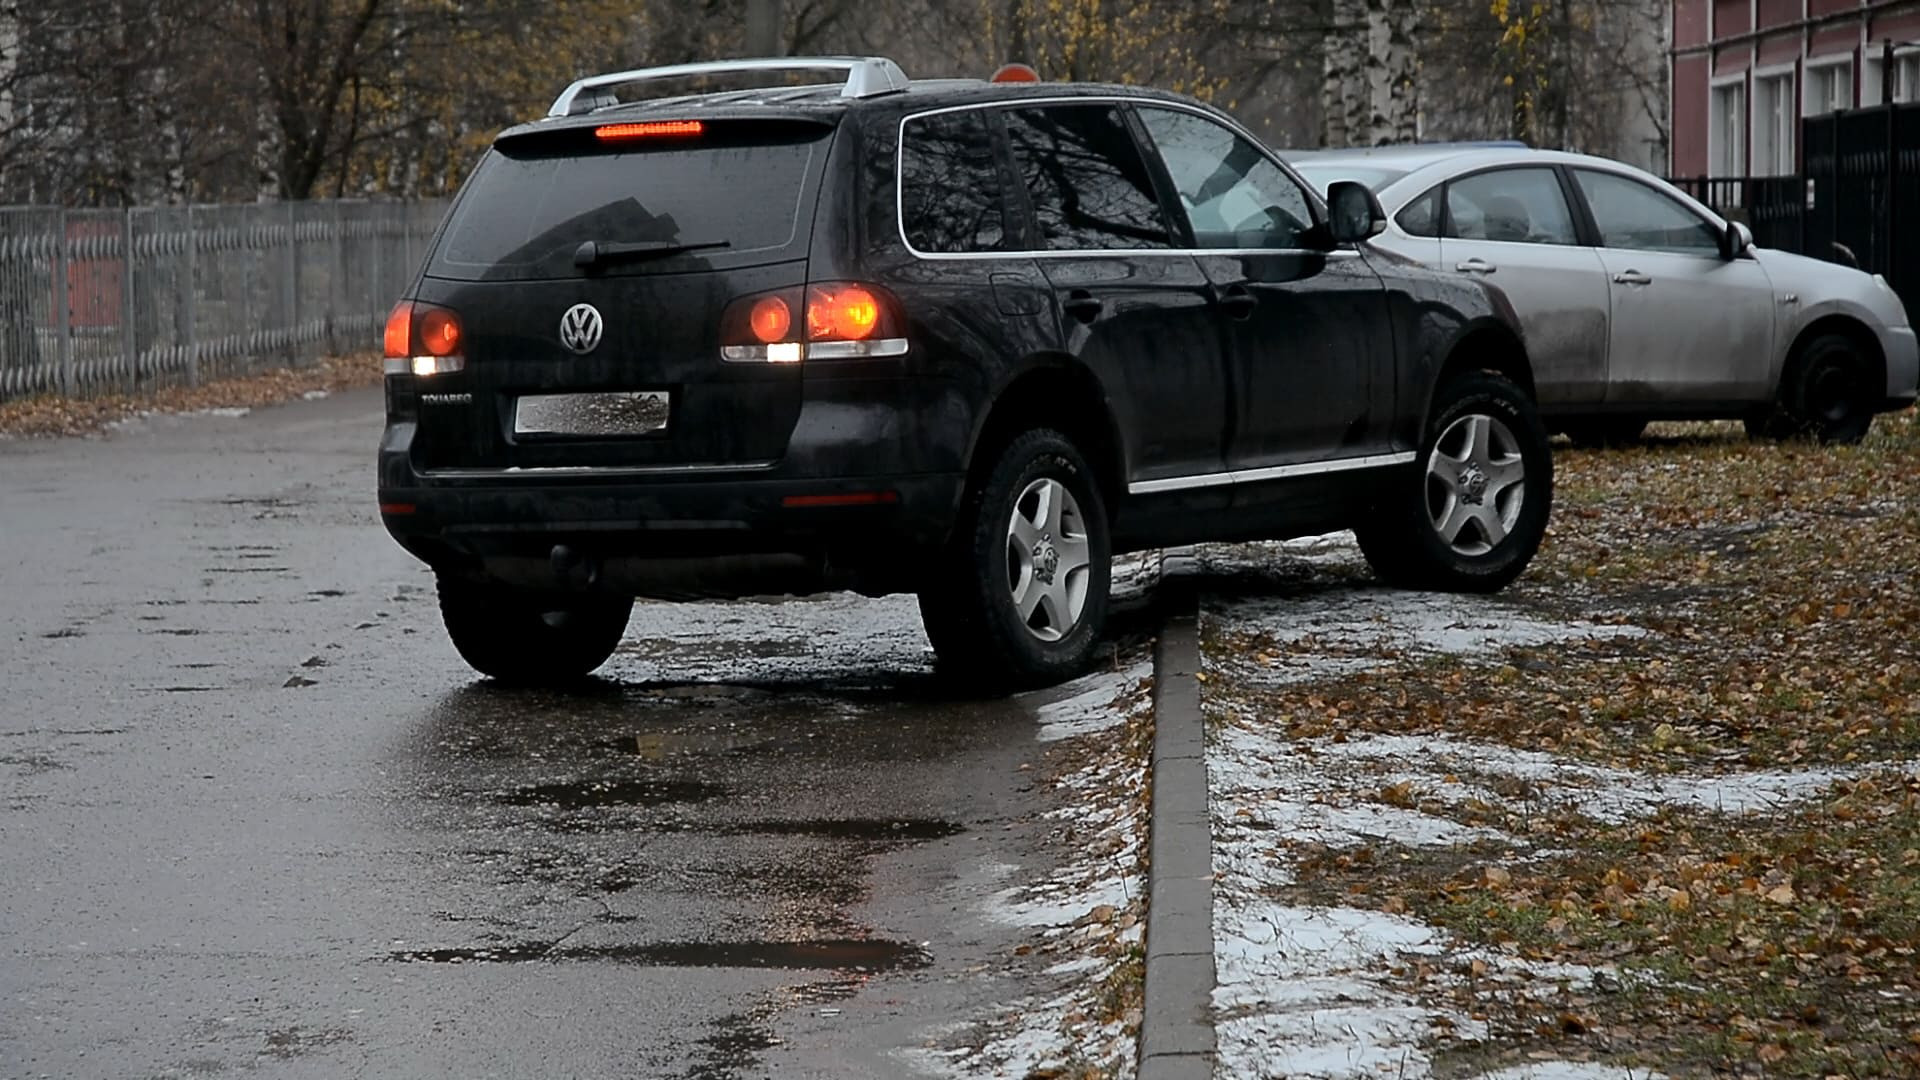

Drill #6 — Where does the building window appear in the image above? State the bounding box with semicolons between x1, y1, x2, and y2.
1895;53;1920;103
1752;72;1794;175
1862;50;1920;105
1805;59;1854;116
1710;81;1746;178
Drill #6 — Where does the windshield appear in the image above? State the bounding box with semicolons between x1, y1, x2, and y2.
1290;163;1410;196
429;132;825;281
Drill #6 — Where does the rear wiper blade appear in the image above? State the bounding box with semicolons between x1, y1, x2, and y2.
573;239;730;270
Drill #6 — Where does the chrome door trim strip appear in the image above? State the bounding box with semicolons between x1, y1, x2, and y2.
1128;451;1417;496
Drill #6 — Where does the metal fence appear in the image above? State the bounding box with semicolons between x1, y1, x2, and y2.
1669;100;1920;320
0;199;447;402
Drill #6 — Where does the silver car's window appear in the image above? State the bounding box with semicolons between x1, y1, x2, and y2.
1396;187;1441;237
1574;169;1722;255
1136;107;1314;249
1444;168;1578;246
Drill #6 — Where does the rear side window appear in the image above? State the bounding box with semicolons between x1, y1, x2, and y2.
1003;105;1174;251
1444;167;1579;245
1396;187;1440;237
429;128;825;281
899;111;1009;254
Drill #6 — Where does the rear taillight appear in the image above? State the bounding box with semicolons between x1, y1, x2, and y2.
383;301;467;376
719;283;908;363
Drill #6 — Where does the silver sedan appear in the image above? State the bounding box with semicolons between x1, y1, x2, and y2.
1291;146;1919;444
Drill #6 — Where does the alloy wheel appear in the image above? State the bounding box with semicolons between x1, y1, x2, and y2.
1425;413;1527;557
1005;477;1092;642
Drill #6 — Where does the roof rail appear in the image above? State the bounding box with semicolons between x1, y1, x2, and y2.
547;56;910;117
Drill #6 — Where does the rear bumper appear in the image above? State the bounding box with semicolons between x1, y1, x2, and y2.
379;441;965;598
378;368;979;597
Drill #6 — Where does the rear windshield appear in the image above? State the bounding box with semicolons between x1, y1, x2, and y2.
1291;163;1410;196
428;130;826;281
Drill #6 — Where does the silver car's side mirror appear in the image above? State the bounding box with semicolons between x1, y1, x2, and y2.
1723;220;1754;259
1327;180;1387;245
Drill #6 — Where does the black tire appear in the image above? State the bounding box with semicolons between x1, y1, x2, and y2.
1355;371;1553;593
1756;333;1877;444
436;576;632;685
1559;416;1646;448
919;429;1112;689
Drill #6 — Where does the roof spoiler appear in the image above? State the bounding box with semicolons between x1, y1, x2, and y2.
548;56;910;117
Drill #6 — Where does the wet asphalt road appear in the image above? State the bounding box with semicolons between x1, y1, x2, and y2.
0;390;1090;1078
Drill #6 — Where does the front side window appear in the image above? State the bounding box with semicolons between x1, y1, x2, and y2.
899;110;1009;254
1136;106;1315;249
1444;168;1579;245
1574;169;1723;255
1002;105;1174;250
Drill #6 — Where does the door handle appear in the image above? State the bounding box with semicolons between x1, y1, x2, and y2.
1216;284;1258;320
1455;258;1497;274
1613;269;1653;285
1062;290;1103;324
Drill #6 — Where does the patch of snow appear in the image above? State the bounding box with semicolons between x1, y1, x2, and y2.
1025;660;1152;743
610;593;930;683
1111;549;1164;601
104;411;158;430
1212;724;1518;859
301;390;330;401
194;406;252;418
1187;533;1366;576
1213;901;1453;1079
1224;585;1642;681
1307;732;1854;825
1473;1066;1668;1080
1204;575;1839;1079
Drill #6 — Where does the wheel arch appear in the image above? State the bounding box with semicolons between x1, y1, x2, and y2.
1780;312;1887;397
962;355;1128;509
1425;317;1536;427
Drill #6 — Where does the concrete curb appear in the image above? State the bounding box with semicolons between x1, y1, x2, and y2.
1139;591;1215;1080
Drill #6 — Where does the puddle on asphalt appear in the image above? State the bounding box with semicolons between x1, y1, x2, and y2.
714;818;964;842
389;938;930;973
609;728;774;759
497;778;725;810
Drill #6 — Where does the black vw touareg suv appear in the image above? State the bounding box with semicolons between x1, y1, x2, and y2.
378;57;1553;687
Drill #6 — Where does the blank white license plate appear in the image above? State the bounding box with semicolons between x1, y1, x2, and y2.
513;392;670;437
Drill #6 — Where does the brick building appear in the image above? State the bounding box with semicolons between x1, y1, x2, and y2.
1672;0;1920;178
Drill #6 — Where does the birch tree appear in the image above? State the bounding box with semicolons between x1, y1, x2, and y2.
1320;0;1418;147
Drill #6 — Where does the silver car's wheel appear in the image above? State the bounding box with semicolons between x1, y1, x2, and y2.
1424;413;1526;557
1005;477;1092;642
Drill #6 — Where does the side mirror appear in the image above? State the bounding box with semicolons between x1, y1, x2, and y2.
1723;220;1754;259
1327;180;1388;245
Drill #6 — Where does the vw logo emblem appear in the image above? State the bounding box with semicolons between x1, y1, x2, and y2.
559;303;603;355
